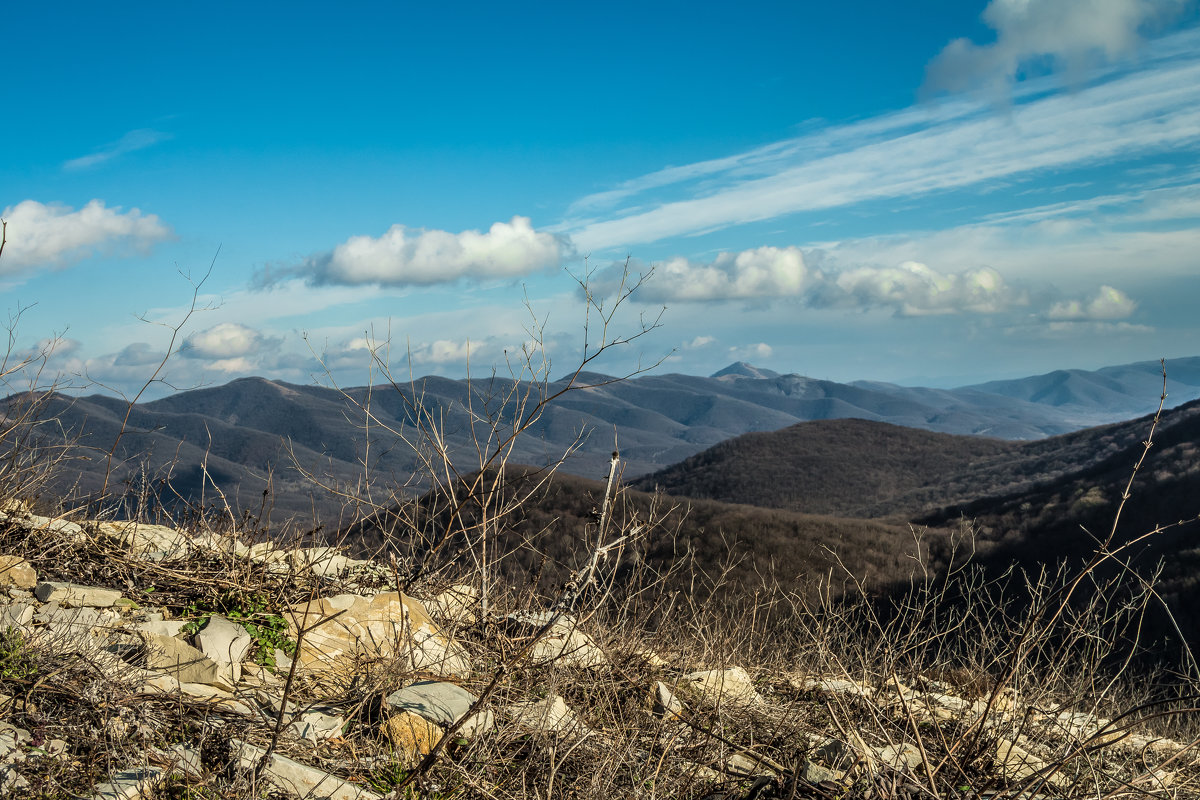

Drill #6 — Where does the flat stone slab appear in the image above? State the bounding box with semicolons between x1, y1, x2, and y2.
385;680;494;736
233;739;382;800
34;581;123;608
89;766;165;800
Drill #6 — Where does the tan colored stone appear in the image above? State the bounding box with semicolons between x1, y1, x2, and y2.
506;612;607;669
34;581;122;608
381;711;444;763
0;556;36;590
287;592;469;680
141;633;232;689
233;739;381;800
428;584;478;623
682;667;763;707
94;521;192;557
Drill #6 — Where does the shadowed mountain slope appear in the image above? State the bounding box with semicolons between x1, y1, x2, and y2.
6;357;1198;526
634;397;1200;522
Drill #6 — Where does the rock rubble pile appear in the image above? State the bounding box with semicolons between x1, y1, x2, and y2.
0;503;1193;799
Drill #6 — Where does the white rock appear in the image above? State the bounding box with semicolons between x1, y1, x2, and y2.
385;680;494;736
875;742;923;771
800;677;875;698
428;584;478;623
506;611;608;669
652;681;685;717
287;592;470;680
288;709;346;744
88;765;165;800
0;603;34;632
232;739;382;800
507;695;587;735
194;615;253;685
94;521;192;558
141;633;233;689
34;581;123;608
683;667;763;707
135;619;188;638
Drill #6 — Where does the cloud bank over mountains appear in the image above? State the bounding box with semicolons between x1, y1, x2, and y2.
601;247;1137;323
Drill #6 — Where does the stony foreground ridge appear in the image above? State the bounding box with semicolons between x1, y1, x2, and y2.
0;503;1195;799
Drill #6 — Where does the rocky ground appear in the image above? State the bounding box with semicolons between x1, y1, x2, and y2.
0;501;1197;799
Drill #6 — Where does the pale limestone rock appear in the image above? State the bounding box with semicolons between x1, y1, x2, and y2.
89;765;165;800
141;633;232;689
1;512;86;541
1;768;30;795
875;742;923;771
633;647;669;668
135;619;188;638
381;711;444;764
289;547;364;578
194;615;253;685
34;581;122;608
682;666;763;707
651;681;685;718
246;541;289;565
0;556;36;590
94;521;192;558
233;738;382;800
428;584;478;624
138;671;253;714
995;738;1058;785
724;752;776;777
287;592;469;680
385;680;494;736
0;603;34;632
506;611;608;669
802;760;845;784
800;677;875;698
289;709;346;744
507;695;587;735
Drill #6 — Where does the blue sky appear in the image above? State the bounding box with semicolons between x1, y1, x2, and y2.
3;0;1200;398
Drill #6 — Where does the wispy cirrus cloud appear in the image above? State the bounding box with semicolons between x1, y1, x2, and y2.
565;27;1200;252
63;128;171;171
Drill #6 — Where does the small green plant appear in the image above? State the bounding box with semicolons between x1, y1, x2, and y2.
176;590;297;670
0;626;37;682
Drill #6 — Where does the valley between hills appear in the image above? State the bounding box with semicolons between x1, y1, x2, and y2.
5;355;1200;650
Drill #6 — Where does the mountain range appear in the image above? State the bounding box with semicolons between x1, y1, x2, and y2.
5;355;1200;524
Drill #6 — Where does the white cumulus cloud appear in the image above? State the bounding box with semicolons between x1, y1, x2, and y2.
828;262;1025;316
728;343;774;361
633;248;1026;316
183;322;264;360
297;216;569;286
1047;284;1137;319
0;199;172;272
925;0;1190;95
635;246;814;302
